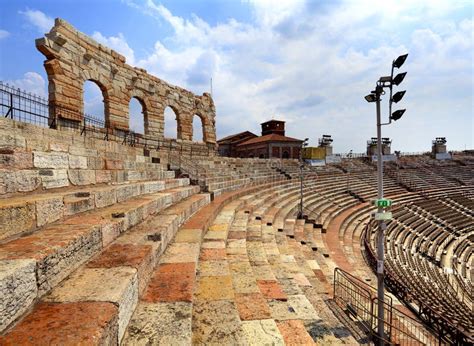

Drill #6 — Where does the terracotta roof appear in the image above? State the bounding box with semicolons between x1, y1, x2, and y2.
237;133;303;146
217;131;257;144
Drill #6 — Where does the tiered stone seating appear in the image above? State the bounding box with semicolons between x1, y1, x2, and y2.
0;118;211;341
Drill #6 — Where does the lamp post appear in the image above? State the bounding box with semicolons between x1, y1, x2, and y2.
365;53;408;345
298;138;309;219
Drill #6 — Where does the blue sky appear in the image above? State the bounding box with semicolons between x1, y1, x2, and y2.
0;0;472;152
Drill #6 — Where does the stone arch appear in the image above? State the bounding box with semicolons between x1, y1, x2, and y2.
282;150;290;159
128;96;148;134
163;105;180;139
80;68;113;128
192;113;205;142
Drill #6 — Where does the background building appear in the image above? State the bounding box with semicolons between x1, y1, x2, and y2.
219;120;302;159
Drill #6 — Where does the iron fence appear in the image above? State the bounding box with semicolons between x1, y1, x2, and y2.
333;267;441;345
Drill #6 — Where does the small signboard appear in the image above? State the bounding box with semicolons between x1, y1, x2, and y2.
374;212;392;220
375;199;392;208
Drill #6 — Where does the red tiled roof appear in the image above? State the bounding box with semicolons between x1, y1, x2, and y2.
217;131;257;144
237;133;303;146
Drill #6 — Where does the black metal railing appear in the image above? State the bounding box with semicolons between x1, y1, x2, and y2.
0;81;214;157
333;267;439;345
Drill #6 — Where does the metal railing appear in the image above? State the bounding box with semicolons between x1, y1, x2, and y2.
333;268;439;345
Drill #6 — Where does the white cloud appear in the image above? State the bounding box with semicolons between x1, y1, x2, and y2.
0;29;10;40
19;9;54;33
91;32;136;65
4;72;47;98
122;1;474;151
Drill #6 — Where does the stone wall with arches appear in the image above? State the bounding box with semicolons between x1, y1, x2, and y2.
36;18;216;146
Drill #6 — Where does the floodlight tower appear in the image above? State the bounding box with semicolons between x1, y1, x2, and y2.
298;138;309;219
365;53;408;345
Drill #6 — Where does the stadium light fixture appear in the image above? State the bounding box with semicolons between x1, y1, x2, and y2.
391;90;406;103
391;109;406;121
364;53;408;346
392;72;407;86
393;54;408;68
365;93;377;103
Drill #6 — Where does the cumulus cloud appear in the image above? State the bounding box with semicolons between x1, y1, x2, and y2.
0;29;10;40
4;72;47;98
119;1;474;151
19;9;54;33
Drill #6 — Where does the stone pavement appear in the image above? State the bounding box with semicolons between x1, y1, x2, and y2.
123;182;359;345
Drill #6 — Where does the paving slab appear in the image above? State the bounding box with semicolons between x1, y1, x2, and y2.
241;319;285;345
257;280;288;301
192;300;244;344
195;275;234;300
235;292;272;321
142;262;195;303
277;319;315;345
123;302;192;345
160;243;199;264
198;260;230;276
0;302;118;345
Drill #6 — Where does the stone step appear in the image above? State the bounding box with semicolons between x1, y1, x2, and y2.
0;184;199;334
0;191;210;343
0;177;189;241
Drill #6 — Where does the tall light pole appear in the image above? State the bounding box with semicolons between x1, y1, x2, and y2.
298;138;309;219
365;53;408;345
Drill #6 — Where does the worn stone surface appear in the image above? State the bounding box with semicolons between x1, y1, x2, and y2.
277;319;315;345
0;302;119;345
35;196;64;227
241;319;285;345
142;263;195;303
123;302;192;345
160;243;200;264
95;189;117;208
195;275;234;301
0;202;36;240
198;260;230;277
234;292;272;321
268;295;319;321
44;267;138;342
68;154;88;169
0;149;33;169
33;151;69;169
174;228;202;243
192;300;244;344
0;259;37;333
257;280;288;301
40;169;69;189
68;169;96;186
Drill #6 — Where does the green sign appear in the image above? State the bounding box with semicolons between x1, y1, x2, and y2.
375;199;392;208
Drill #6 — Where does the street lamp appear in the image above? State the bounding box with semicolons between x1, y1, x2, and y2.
298;138;309;219
365;53;408;345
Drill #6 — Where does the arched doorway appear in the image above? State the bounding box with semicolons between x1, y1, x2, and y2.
282;150;290;159
83;80;107;127
192;114;204;142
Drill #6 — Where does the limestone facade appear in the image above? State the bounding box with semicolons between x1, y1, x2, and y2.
35;18;216;146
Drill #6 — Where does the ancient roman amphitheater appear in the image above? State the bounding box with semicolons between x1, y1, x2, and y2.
0;19;472;345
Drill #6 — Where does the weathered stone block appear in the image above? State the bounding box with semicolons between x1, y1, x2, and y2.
0;259;37;333
105;159;123;170
95;189;116;208
142;181;165;194
69;146;98;157
96;170;112;184
49;142;69;152
69;155;88;169
116;185;140;202
68;169;96;186
40;169;69;189
0;133;26;148
0;149;33;169
0;203;36;241
87;157;104;170
36;196;64;227
34;151;69;169
44;267;139;343
64;194;94;216
101;218;127;247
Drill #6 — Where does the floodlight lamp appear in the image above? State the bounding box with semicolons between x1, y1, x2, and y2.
365;93;377;103
393;54;408;69
392;72;407;86
391;90;406;103
391;109;406;121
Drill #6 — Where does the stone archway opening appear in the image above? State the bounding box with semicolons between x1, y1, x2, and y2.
282;150;290;159
129;97;146;134
83;80;107;126
164;106;178;139
192;114;205;142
